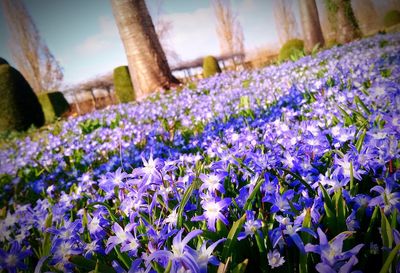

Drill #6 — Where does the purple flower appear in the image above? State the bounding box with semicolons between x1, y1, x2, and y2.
191;238;225;273
267;249;285;269
105;223;139;255
266;189;295;213
315;255;359;273
271;222;316;254
99;167;129;194
87;212;108;239
0;241;31;273
332;154;364;181
305;228;364;270
192;198;231;232
50;239;81;268
83;239;104;259
199;172;226;194
145;229;202;273
369;179;400;214
132;153;164;185
238;211;262;240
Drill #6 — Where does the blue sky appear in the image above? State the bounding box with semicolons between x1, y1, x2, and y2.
0;0;391;87
0;0;287;87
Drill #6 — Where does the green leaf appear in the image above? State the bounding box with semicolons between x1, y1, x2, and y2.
177;178;200;228
391;209;397;229
366;206;380;241
300;209;312;273
217;257;231;273
254;231;268;272
355;129;367;153
244;176;264;210
349;161;355;196
71;256;114;272
381;209;394;249
334;188;348;233
319;183;333;211
354;95;371;115
222;214;247;261
337;105;352;126
379;243;400;273
232;259;249;273
39;212;53;257
311;43;320;56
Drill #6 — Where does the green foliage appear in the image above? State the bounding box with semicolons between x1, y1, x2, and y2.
113;66;135;103
0;57;9;65
0;64;44;132
37;91;70;124
202;55;221;78
384;10;400;28
278;39;305;62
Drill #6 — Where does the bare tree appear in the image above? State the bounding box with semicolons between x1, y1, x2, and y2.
1;0;63;93
213;0;245;65
273;0;300;45
299;0;325;51
110;0;179;100
152;0;181;65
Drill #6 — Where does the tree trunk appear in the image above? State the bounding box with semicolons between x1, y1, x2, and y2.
333;0;362;44
299;0;325;52
110;0;179;100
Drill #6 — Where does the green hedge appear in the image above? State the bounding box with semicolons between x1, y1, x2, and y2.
384;10;400;28
38;91;70;123
278;39;304;62
0;64;44;132
113;66;135;103
0;57;8;65
202;55;221;78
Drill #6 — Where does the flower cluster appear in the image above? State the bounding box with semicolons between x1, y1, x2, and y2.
0;33;399;272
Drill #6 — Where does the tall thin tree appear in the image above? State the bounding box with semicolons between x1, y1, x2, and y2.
213;0;245;66
273;0;300;45
110;0;179;100
299;0;325;52
1;0;63;93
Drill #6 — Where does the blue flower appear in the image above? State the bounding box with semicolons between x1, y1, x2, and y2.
267;249;285;269
199;172;226;194
192;197;231;232
305;228;364;270
238;211;262;240
0;241;32;273
369;178;400;214
145;229;202;273
105;223;139;255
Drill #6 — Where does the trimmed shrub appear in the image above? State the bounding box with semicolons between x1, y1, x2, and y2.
202;55;221;78
0;57;8;65
384;10;400;28
0;64;44;132
278;39;304;62
38;91;70;123
113;66;135;103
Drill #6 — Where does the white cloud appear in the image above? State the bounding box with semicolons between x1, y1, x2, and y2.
75;16;119;55
160;7;220;62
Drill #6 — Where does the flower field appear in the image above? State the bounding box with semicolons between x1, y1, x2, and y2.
0;33;400;273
